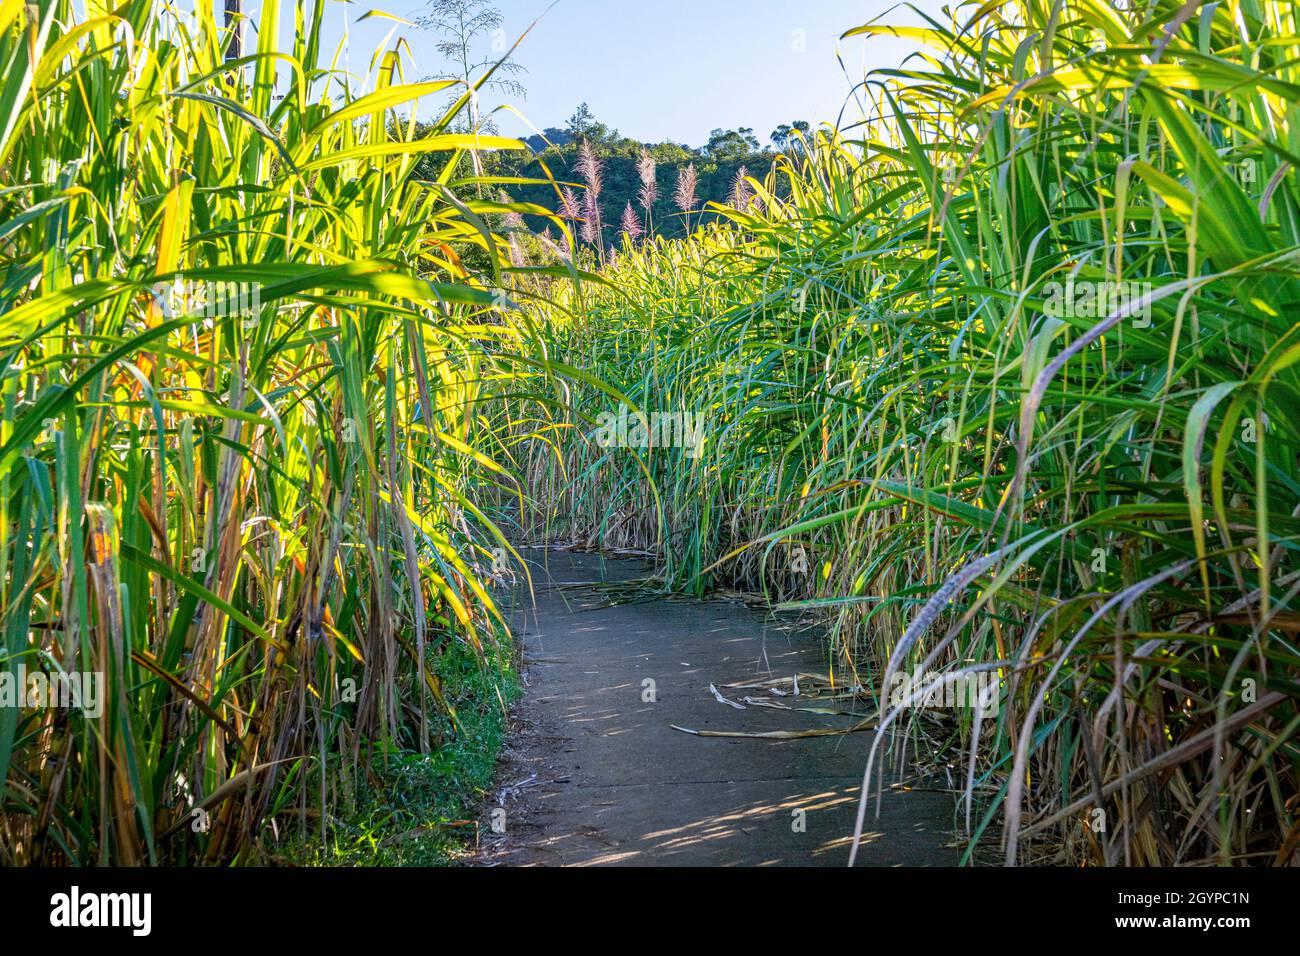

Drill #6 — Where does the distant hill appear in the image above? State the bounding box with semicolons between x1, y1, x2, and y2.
420;105;808;249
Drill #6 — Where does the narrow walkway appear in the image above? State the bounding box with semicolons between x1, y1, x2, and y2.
479;550;957;866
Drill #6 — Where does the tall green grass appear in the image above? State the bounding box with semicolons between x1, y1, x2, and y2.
527;0;1300;865
0;0;557;864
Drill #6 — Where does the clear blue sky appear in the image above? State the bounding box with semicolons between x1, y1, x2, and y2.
306;0;942;148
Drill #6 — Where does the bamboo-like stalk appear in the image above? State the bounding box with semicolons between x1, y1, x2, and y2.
523;0;1300;867
0;0;561;864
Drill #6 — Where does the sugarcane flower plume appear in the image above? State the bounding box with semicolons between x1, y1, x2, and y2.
674;162;698;212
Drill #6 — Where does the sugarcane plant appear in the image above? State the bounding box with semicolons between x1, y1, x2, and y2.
522;0;1300;866
0;0;566;864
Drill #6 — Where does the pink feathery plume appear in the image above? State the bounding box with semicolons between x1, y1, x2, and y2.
674;162;698;213
559;186;582;223
580;190;600;244
729;166;753;210
536;225;569;264
575;140;605;249
498;190;526;230
620;202;644;245
575;140;603;198
637;148;658;211
499;190;526;265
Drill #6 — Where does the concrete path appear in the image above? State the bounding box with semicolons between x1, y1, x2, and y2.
478;549;957;866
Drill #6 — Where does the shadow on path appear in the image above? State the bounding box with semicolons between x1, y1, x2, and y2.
477;550;958;866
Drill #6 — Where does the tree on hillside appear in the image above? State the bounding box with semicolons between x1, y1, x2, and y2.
525;127;575;152
646;141;693;165
469;110;779;249
770;120;810;152
566;102;619;144
705;127;760;160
